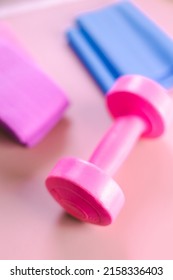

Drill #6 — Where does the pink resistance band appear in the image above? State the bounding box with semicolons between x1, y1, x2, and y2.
0;24;69;146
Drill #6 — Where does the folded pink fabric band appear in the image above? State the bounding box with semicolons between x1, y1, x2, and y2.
0;25;69;146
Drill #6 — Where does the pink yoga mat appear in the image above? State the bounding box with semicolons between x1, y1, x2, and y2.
0;23;69;147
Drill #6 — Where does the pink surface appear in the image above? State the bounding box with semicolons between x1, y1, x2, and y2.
0;0;173;259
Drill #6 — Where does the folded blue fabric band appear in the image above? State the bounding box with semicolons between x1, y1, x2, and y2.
67;1;173;93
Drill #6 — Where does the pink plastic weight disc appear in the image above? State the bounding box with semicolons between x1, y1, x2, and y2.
107;75;173;137
46;157;125;225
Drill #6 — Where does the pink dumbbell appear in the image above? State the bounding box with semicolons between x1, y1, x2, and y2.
45;75;173;226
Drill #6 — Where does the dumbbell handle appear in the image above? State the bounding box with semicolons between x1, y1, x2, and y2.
89;115;146;176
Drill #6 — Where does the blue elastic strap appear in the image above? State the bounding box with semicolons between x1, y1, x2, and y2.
66;1;173;93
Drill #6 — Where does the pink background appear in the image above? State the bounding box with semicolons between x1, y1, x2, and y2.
0;0;173;259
